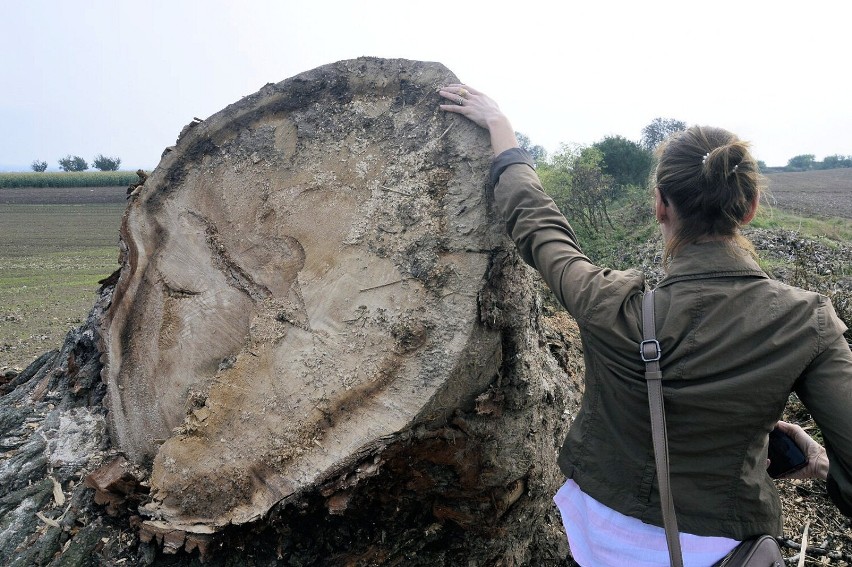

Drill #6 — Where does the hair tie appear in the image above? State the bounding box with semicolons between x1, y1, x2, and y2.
702;152;710;165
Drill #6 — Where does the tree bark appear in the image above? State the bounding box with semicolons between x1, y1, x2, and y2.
0;58;583;566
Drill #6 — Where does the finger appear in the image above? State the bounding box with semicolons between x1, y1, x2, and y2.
439;85;478;100
775;421;803;440
437;88;463;100
440;83;482;95
439;104;469;115
437;90;467;106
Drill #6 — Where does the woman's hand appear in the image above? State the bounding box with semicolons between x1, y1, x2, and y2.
775;420;830;480
438;84;519;156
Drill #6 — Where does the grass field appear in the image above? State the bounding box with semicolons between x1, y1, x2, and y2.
751;206;852;242
0;198;125;369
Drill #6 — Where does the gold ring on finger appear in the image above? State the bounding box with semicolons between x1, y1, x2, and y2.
458;88;469;98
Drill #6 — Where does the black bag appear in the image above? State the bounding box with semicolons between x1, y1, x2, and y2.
713;534;783;567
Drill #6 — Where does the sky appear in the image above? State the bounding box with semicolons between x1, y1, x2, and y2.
1;0;851;171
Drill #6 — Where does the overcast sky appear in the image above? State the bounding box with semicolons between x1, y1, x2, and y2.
2;0;850;171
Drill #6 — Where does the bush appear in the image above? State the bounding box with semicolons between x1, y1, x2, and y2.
31;160;48;172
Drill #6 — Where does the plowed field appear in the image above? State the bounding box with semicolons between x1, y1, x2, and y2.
765;169;852;220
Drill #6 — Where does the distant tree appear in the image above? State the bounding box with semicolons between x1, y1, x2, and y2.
31;160;48;172
820;154;852;169
592;135;653;189
757;160;767;172
92;154;122;171
786;154;815;171
58;155;89;172
641;117;687;151
515;131;548;165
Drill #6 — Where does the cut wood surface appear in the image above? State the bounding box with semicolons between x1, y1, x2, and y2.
102;58;504;532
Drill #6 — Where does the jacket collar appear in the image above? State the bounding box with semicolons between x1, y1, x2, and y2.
657;241;768;288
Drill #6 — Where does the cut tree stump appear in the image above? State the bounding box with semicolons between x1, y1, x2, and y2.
104;56;506;532
1;58;583;565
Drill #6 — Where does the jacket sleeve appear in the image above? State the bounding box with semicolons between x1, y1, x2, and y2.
491;149;643;324
794;299;852;516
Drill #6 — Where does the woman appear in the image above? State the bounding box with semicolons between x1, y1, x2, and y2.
438;84;852;566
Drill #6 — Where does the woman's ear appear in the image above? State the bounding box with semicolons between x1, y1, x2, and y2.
742;194;760;225
654;188;669;223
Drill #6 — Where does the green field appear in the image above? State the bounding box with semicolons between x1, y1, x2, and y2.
0;202;125;369
0;170;138;188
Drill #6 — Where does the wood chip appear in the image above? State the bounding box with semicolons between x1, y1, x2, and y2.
798;520;810;567
36;511;60;528
51;476;65;506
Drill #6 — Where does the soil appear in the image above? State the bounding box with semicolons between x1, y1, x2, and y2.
0;185;128;205
765;169;852;219
0;195;125;371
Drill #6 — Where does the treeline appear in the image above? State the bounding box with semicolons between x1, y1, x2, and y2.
30;154;122;172
763;154;852;173
0;171;138;188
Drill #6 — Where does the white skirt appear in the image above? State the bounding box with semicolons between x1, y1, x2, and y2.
554;479;739;567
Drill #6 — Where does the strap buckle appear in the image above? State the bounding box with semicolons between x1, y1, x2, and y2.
640;339;662;362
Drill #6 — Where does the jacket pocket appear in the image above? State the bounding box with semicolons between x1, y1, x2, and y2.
637;454;656;505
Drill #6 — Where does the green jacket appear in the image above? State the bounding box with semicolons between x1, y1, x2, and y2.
491;148;852;540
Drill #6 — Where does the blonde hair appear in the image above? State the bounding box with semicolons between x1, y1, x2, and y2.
652;125;765;264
